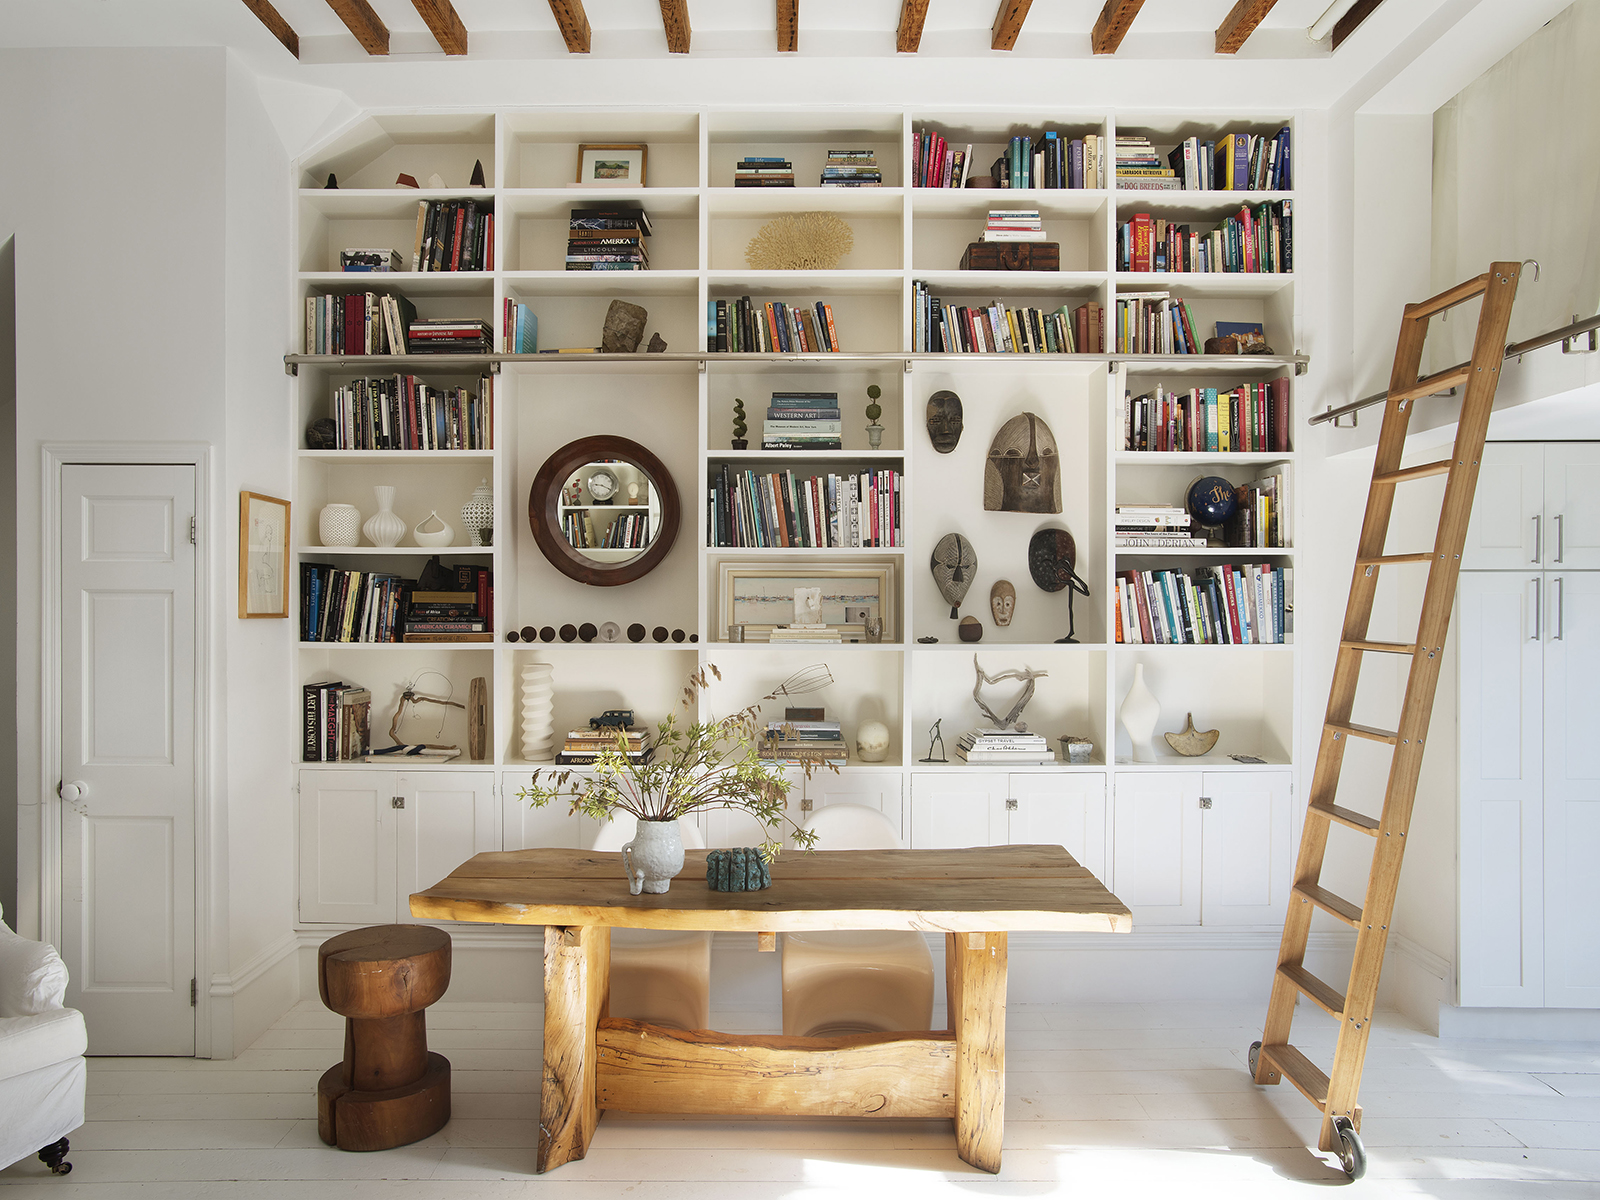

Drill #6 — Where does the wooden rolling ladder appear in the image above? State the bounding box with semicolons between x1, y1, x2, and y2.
1250;262;1523;1180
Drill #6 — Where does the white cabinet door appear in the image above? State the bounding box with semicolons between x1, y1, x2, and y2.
1462;443;1544;571
1544;444;1600;571
1199;771;1292;926
1457;572;1544;1006
1543;571;1600;1007
1112;772;1201;926
909;773;1006;848
1008;773;1107;881
809;772;905;844
501;772;590;850
399;772;498;921
298;770;397;925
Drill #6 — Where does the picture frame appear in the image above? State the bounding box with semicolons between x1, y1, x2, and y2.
576;143;648;187
717;561;897;642
239;491;290;618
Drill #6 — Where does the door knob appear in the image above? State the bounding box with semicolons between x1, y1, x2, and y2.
58;781;88;803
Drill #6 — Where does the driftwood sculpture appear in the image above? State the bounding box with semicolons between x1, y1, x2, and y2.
972;655;1049;732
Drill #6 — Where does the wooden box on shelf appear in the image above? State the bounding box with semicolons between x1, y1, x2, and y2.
959;242;1060;272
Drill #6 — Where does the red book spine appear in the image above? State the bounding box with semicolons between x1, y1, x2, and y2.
1133;213;1152;272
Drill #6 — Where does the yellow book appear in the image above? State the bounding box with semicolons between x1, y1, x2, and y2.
1218;391;1231;452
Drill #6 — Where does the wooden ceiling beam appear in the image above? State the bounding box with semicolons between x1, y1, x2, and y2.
1090;0;1144;54
659;0;691;53
239;0;298;57
325;0;388;54
897;0;930;52
1214;0;1278;54
547;0;592;53
991;0;1033;51
1332;0;1384;49
777;0;798;52
411;0;468;55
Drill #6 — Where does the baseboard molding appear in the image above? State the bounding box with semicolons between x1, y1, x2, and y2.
1436;1005;1600;1040
1378;935;1453;1035
207;931;299;1059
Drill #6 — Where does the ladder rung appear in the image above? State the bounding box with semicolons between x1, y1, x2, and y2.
1259;1043;1330;1107
1373;459;1454;485
1340;639;1418;655
1327;721;1399;745
1388;366;1472;407
1355;553;1435;568
1307;802;1381;836
1405;272;1488;320
1294;883;1363;926
1278;963;1347;1017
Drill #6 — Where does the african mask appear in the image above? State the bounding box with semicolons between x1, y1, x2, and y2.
1029;527;1091;645
984;412;1062;514
931;532;977;619
990;580;1016;627
926;390;964;454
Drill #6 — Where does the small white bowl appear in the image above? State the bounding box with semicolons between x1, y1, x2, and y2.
413;510;455;547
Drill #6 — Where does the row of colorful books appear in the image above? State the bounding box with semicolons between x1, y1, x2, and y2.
913;282;1102;354
708;464;902;549
300;564;493;644
502;300;537;353
709;298;841;353
1118;203;1293;274
763;391;840;450
1114;293;1202;355
300;681;371;762
1122;379;1291;454
302;292;494;356
407;199;493;272
566;205;651;271
561;508;649;550
324;374;493;451
1116;563;1292;645
1116;128;1291;191
911;129;1106;189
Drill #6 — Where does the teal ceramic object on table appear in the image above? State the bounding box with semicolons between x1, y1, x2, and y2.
1186;475;1238;527
706;847;772;892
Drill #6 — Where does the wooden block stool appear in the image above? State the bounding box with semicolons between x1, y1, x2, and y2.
316;925;452;1151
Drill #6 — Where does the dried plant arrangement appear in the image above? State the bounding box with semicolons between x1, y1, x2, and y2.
744;211;854;271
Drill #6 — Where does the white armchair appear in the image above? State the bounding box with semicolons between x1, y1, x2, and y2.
0;903;85;1176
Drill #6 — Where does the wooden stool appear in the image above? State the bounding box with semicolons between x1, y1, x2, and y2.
316;925;452;1151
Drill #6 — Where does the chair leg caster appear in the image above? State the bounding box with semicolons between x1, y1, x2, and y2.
37;1137;72;1175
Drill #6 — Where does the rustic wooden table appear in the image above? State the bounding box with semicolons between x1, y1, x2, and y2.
411;844;1131;1174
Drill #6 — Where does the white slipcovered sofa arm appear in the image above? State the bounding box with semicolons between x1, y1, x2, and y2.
0;1008;88;1084
0;903;70;1017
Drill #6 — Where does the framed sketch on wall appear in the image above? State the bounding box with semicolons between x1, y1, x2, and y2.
239;491;289;618
576;143;648;186
718;561;896;642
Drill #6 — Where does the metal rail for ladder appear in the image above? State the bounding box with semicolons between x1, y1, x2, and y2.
1251;262;1523;1181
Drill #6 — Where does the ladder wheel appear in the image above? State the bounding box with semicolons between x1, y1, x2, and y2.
1332;1116;1366;1181
1248;1040;1262;1076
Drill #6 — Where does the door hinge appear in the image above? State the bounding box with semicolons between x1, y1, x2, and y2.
1199;796;1213;810
189;517;196;545
190;978;197;1006
392;796;405;809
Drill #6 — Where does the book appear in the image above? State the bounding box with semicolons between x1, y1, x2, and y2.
708;465;901;548
911;281;1086;354
340;248;403;272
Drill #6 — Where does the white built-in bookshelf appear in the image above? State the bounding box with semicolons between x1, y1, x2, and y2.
288;108;1306;930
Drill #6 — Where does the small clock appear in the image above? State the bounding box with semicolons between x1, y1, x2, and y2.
586;468;619;504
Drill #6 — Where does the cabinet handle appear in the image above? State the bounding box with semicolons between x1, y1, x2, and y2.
1555;576;1565;641
1531;577;1542;641
1533;515;1542;564
1005;798;1018;811
1199;796;1213;810
392;796;405;809
1556;514;1565;564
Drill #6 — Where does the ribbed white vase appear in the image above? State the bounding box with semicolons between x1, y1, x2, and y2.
362;486;405;547
520;663;555;762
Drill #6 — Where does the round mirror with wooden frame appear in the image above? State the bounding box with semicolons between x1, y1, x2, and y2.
529;436;680;586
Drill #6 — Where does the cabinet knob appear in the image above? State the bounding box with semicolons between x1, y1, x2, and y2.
1199;796;1213;809
1005;798;1018;811
392;796;405;809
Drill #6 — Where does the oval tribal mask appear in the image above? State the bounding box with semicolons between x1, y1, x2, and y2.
983;412;1062;514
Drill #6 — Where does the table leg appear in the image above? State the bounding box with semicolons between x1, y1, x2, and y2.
538;924;610;1173
950;931;1007;1174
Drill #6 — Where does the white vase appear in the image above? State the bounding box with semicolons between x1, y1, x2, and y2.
318;503;361;547
413;510;455;547
620;818;685;895
1120;662;1160;764
520;663;555;761
362;486;405;547
460;478;494;547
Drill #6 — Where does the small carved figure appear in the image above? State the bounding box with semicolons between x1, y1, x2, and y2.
990;580;1016;627
920;718;947;763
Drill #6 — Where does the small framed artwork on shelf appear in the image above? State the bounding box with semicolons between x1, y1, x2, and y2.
239;492;290;619
718;561;897;643
576;144;648;187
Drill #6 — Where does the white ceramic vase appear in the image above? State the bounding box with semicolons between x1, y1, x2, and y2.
413;510;455;547
520;663;555;761
318;503;361;547
620;818;685;895
460;478;494;547
1120;662;1160;763
362;486;405;547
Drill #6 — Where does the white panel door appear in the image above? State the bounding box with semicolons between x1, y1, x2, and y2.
1199;771;1292;926
298;770;397;925
1456;572;1544;1006
1112;772;1201;926
399;772;498;922
909;773;1006;849
59;464;196;1055
1007;773;1107;881
1461;443;1544;570
1543;571;1600;1007
501;773;588;851
809;771;905;843
1544;444;1600;571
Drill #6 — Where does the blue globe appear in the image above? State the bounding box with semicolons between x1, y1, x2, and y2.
1186;475;1238;527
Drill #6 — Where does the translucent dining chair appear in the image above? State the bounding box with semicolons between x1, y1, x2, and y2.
780;804;935;1037
590;816;712;1031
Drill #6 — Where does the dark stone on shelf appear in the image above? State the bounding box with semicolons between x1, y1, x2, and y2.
578;623;598;643
601;300;649;354
689;633;699;643
652;626;669;643
671;629;685;643
470;159;486;188
958;616;983;642
396;173;420;189
306;418;337;450
647;333;667;353
628;623;646;642
505;630;519;642
521;626;537;642
917;636;939;644
540;626;557;642
560;624;578;642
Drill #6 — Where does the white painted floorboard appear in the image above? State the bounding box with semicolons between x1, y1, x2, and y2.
2;1001;1598;1197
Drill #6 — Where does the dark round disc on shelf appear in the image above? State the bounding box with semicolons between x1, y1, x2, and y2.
578;623;598;643
671;628;685;642
520;625;537;643
628;623;646;642
560;624;578;642
540;626;557;642
652;626;669;642
689;633;699;643
505;629;519;643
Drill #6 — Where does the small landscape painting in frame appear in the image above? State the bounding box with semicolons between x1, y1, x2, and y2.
239;491;290;618
718;562;896;642
576;143;648;187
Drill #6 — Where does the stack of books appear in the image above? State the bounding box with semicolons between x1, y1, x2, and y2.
1113;292;1201;354
407;318;493;355
767;625;842;644
404;588;490;642
300;566;406;643
566;206;651;271
763;391;841;450
734;157;794;187
819;149;881;186
1116;504;1205;549
1115;136;1180;190
327;374;493;451
409;199;493;271
556;726;651;765
1122;378;1292;454
304;291;417;355
982;209;1045;242
761;719;848;764
340;248;402;272
955;729;1055;765
709;464;903;549
301;681;372;762
1116;562;1293;645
